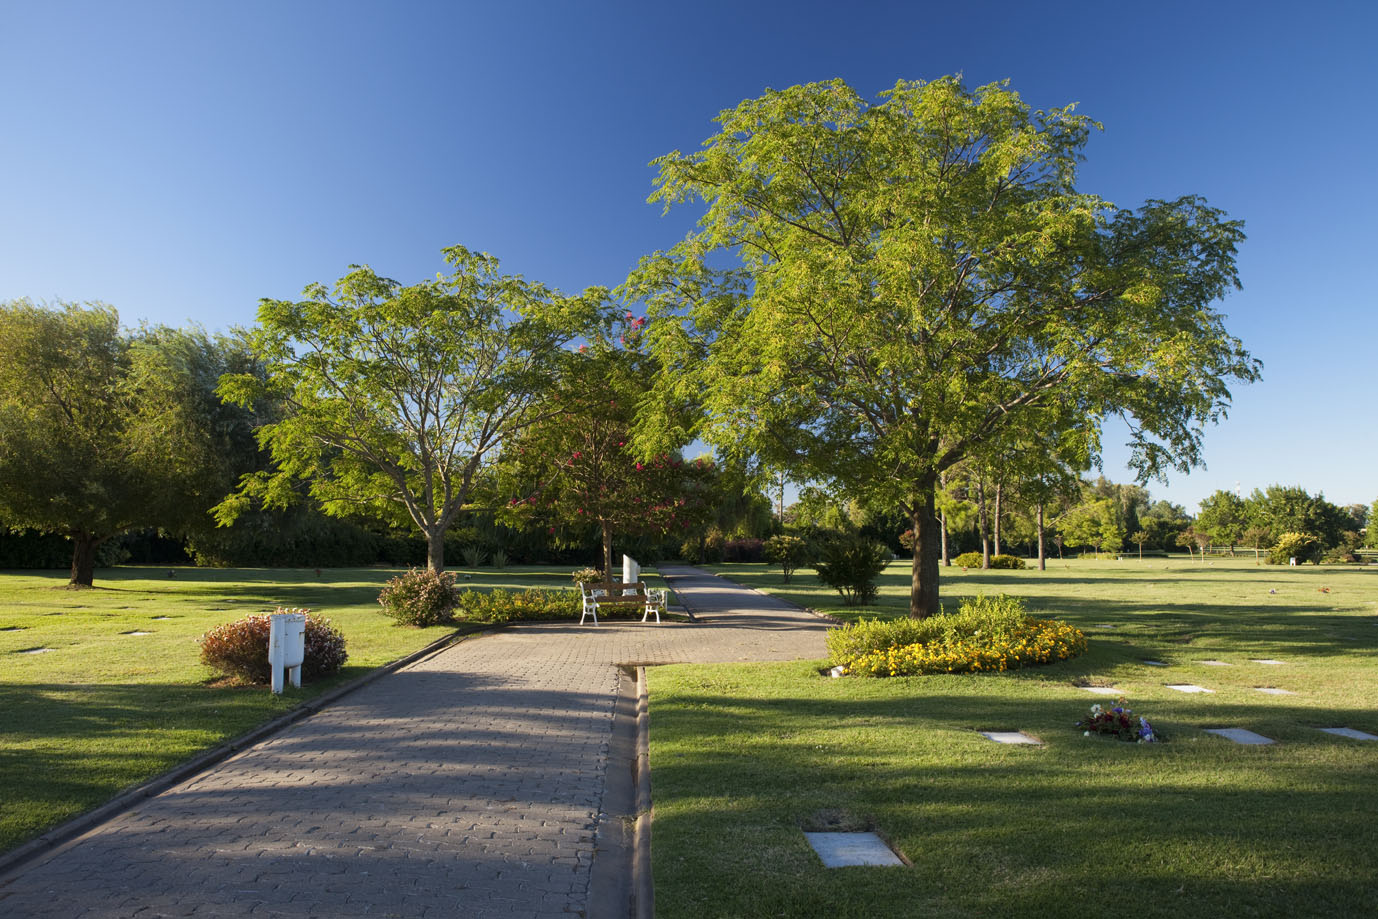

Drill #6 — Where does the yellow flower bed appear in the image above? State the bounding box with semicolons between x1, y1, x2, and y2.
844;618;1086;677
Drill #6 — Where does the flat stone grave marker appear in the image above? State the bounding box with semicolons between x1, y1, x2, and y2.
1081;687;1124;695
121;630;153;636
1166;684;1213;693
1093;624;1117;630
18;647;53;654
980;731;1041;745
1197;660;1231;666
1143;660;1168;667
151;616;173;620
1250;659;1286;665
1205;728;1275;745
1254;687;1295;695
804;832;905;868
1318;727;1378;741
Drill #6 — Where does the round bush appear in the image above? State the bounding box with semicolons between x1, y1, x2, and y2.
814;536;890;605
378;567;460;626
199;610;348;684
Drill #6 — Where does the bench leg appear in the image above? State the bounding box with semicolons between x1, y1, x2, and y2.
580;606;598;626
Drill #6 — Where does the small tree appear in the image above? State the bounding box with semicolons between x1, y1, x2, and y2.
1130;530;1150;560
764;534;810;583
814;537;890;605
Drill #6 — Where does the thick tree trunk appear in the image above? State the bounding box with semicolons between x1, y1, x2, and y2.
1037;503;1046;571
940;508;950;567
977;479;990;569
993;484;1002;556
908;486;941;619
426;528;445;572
602;522;614;581
68;532;104;587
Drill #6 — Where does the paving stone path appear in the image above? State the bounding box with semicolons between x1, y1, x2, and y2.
0;566;829;919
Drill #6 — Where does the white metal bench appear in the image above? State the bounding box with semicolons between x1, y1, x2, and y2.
578;581;667;625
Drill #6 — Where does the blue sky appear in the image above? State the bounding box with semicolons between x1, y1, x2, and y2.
3;1;1374;513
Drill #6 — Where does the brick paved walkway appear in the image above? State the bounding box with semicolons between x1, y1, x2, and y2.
0;567;829;918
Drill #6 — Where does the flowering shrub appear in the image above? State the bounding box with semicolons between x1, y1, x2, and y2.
455;587;580;623
1076;699;1159;742
828;595;1085;677
764;534;810;583
951;551;1026;569
571;567;602;585
199;610;348;684
378;568;460;626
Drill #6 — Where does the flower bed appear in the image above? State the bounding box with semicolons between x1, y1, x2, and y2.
828;595;1085;677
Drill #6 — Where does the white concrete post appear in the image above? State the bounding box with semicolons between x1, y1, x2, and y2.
622;554;640;594
269;611;307;694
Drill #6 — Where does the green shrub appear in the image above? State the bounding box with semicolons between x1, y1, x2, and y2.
455;587;580;623
951;551;1025;569
490;549;508;569
571;567;602;585
378;567;460;626
199;611;348;684
826;595;1084;677
814;537;890;605
1268;532;1322;565
764;535;810;583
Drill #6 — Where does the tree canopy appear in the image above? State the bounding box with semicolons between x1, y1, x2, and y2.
625;76;1260;616
0;301;240;585
216;246;609;572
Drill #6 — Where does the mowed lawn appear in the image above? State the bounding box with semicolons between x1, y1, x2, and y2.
0;564;590;855
650;558;1378;918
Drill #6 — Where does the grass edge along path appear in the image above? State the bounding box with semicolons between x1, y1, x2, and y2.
647;559;1378;918
0;564;648;856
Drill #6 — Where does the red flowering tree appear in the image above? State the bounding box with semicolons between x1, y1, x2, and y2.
499;316;714;576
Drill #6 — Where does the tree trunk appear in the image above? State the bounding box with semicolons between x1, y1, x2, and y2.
602;522;614;581
977;478;990;569
940;508;950;567
426;528;445;572
993;484;1002;557
68;531;105;587
908;485;940;619
1036;503;1046;571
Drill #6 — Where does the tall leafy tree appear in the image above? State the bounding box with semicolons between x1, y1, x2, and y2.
216;246;608;572
626;76;1259;616
0;302;238;585
1195;489;1248;553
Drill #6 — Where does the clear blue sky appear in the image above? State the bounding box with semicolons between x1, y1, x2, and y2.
3;1;1374;513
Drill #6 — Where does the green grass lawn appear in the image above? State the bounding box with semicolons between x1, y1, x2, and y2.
651;558;1378;917
0;563;602;855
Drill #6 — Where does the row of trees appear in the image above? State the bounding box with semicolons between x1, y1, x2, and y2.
2;76;1299;617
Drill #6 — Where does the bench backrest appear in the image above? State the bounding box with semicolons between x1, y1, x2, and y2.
586;580;649;597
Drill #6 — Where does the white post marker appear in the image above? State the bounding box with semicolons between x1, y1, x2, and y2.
622;554;640;595
269;611;307;694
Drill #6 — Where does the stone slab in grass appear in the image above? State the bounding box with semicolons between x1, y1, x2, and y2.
1205;728;1275;745
1196;660;1231;666
1250;659;1287;665
1254;687;1295;695
1081;687;1125;695
1318;727;1378;741
17;647;54;654
1166;684;1214;693
121;630;153;636
980;731;1041;745
1143;660;1168;667
804;832;905;868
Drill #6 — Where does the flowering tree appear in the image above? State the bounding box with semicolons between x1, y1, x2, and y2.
500;318;714;576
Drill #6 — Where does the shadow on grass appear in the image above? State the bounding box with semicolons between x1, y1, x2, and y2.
649;687;1378;918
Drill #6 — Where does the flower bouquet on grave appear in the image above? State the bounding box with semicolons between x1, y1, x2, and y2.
1076;698;1159;743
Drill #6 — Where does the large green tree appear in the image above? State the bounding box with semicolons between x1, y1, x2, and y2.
216;246;608;572
625;76;1260;616
0;302;239;585
1195;489;1248;553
